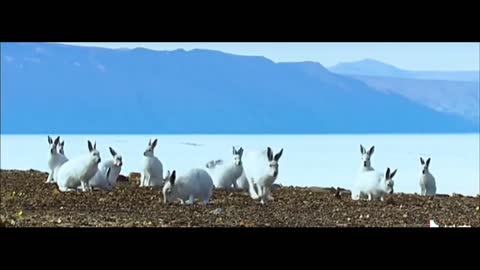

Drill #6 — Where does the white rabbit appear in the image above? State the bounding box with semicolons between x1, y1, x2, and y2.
360;167;397;201
46;136;68;183
140;139;164;187
359;144;375;172
242;147;283;204
56;140;101;192
162;168;214;205
88;167;114;191
236;171;250;191
207;146;244;190
89;147;123;191
352;144;377;200
419;157;436;196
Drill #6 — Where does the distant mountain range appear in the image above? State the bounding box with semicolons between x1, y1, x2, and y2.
329;59;479;82
1;42;478;134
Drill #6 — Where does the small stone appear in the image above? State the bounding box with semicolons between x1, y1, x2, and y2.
117;175;129;182
347;218;351;222
210;208;224;215
366;214;370;219
57;218;62;224
403;214;408;218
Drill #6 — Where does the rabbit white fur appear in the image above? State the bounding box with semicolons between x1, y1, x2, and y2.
352;144;376;200
140;139;164;187
88;167;113;191
241;147;283;204
236;171;250;191
46;136;68;183
56;140;101;192
162;169;214;205
207;146;244;190
419;157;436;196
352;167;397;201
89;147;123;191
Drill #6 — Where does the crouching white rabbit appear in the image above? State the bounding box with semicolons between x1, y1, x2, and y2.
352;167;397;201
89;147;123;191
162;169;214;205
46;136;68;183
242;147;283;205
56;140;101;192
141;139;164;187
419;157;436;196
207;146;244;190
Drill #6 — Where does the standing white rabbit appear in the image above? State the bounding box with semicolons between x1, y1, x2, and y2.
46;136;68;184
419;157;436;196
140;139;164;187
207;146;244;190
242;147;283;204
162;168;214;205
56;140;101;192
352;144;377;200
89;147;123;191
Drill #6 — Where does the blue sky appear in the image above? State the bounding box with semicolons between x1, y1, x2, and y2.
60;42;480;71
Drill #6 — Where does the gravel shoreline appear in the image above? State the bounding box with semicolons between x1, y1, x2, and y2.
1;169;478;227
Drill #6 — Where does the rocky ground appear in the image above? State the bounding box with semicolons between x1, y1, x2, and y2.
1;169;478;227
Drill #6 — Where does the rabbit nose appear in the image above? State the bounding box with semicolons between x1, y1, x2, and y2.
273;171;278;177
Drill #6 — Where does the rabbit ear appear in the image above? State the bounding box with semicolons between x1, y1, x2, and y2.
420;157;425;165
106;167;112;179
169;170;176;185
233;146;236;155
151;139;158;148
54;136;60;145
48;136;53;144
238;147;244;156
368;146;375;155
274;148;284;161
386;168;391;179
148;139;152;146
267;147;273;161
426;158;431;167
109;147;117;157
93;141;97;150
88;140;94;152
390;169;398;179
360;144;366;155
59;140;64;146
164;170;171;180
215;159;224;166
